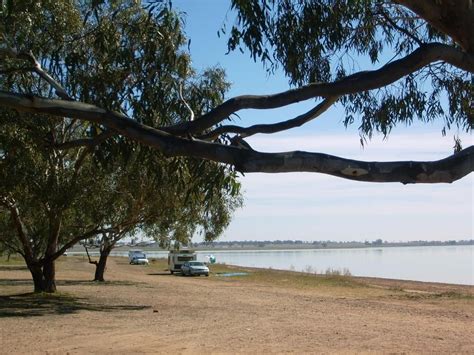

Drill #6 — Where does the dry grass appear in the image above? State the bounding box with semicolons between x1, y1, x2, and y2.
147;257;473;300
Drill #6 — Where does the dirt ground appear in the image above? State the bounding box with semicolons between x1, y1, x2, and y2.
0;256;473;354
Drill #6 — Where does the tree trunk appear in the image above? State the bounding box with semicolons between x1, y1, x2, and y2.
40;214;61;293
94;247;111;282
26;260;56;293
28;263;45;293
42;259;57;293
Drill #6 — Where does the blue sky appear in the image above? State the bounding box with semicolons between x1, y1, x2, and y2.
173;0;473;242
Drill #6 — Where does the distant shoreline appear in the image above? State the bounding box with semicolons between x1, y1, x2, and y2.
67;243;473;285
81;240;473;252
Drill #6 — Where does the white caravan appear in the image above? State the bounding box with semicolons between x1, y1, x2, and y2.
168;249;197;274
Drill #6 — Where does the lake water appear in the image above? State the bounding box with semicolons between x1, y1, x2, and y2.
89;245;474;285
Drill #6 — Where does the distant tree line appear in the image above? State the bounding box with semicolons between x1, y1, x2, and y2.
190;239;474;249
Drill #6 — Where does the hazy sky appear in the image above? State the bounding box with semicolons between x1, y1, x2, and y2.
173;1;473;242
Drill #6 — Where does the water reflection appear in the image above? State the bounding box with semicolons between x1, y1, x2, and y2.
195;245;473;285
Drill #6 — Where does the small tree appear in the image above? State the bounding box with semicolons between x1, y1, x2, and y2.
84;149;241;282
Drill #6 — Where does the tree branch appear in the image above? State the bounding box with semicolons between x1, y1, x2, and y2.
43;227;107;263
0;236;22;256
0;90;472;184
55;130;116;150
162;43;474;135
179;82;195;121
199;96;338;140
379;9;423;46
25;51;73;101
0;48;72;100
238;146;474;183
0;197;35;261
83;244;98;265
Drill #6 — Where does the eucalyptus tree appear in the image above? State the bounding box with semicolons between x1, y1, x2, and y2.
84;147;241;282
0;112;109;292
0;1;241;292
1;0;472;183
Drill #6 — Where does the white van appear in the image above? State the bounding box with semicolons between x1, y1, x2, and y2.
168;249;197;274
128;250;149;265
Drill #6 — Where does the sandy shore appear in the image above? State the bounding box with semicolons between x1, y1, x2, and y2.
1;256;473;353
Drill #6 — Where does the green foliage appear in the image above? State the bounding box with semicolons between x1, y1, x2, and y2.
93;144;242;249
0;1;241;282
227;0;472;137
0;111;103;256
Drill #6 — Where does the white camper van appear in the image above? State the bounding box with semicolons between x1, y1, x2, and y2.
168;249;197;274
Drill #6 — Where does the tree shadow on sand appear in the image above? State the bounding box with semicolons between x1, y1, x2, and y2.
58;279;146;287
0;278;151;318
0;278;146;288
0;278;32;286
0;292;150;318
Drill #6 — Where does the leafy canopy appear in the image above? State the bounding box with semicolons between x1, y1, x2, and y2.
0;0;471;188
0;0;241;264
227;0;472;137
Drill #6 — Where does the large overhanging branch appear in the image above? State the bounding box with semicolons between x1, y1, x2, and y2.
0;90;472;184
162;43;474;136
199;96;338;140
239;147;473;184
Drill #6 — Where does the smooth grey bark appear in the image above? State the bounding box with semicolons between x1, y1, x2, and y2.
0;91;472;183
0;90;472;184
163;43;474;136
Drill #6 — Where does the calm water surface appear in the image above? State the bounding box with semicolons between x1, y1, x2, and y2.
103;245;474;285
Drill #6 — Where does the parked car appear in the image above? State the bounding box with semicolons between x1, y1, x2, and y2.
168;249;196;274
181;261;209;276
128;250;149;265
